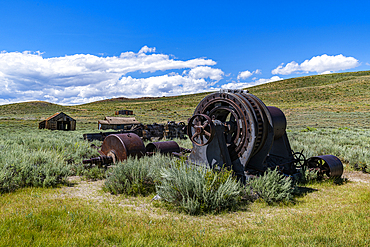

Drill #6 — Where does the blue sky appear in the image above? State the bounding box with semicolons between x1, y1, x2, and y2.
1;0;370;105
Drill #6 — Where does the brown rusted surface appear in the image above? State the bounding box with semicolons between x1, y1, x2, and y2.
101;133;146;162
82;155;113;168
145;141;181;154
187;114;215;146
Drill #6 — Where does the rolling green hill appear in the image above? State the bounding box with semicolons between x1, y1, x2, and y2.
1;70;369;129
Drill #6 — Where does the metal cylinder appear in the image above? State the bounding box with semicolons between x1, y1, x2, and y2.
306;155;343;177
101;133;146;163
267;106;287;140
146;141;181;154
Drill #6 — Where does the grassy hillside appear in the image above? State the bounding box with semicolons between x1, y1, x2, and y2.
1;70;369;128
250;70;370;128
252;70;370;109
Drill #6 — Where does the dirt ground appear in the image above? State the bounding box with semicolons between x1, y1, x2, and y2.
57;171;370;203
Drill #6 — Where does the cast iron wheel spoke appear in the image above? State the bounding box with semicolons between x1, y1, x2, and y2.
187;114;215;146
293;151;306;167
204;130;211;137
191;132;200;141
195;117;201;126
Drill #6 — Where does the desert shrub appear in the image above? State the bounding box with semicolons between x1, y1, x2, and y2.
156;161;246;215
76;165;106;180
0;148;71;193
298;166;319;185
104;154;173;196
288;128;370;173
300;126;317;132
0;127;99;193
248;168;294;205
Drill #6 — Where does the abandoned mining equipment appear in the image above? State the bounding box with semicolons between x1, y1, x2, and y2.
82;133;191;168
83;89;343;182
83;122;187;142
186;89;343;182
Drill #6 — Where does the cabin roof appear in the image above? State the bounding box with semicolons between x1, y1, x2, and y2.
44;112;75;121
98;116;139;125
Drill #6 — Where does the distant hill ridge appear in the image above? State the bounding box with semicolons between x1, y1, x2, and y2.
1;70;369;123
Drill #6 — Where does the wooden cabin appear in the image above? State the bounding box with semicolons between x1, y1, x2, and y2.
39;112;76;131
98;116;139;130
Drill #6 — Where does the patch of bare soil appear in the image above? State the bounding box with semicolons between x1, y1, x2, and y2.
55;176;155;214
343;171;370;183
58;176;108;202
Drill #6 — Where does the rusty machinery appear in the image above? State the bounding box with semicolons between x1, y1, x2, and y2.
84;89;343;182
83;122;187;142
187;89;343;181
82;133;190;168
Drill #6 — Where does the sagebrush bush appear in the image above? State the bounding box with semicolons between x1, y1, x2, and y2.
288;128;370;173
0;127;99;193
298;166;319;184
0;148;71;193
104;154;173;196
248;168;294;205
156;160;246;215
76;165;106;180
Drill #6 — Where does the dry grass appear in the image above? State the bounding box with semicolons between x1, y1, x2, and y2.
1;171;369;246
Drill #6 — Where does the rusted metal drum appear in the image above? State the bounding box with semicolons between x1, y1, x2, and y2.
146;141;181;154
306;155;343;177
101;133;146;163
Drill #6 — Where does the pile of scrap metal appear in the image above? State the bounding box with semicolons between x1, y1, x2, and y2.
84;89;343;182
83;121;187;142
164;121;187;139
82;133;191;168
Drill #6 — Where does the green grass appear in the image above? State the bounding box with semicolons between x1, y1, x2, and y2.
0;179;369;246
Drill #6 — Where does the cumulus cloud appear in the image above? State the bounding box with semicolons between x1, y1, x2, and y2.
221;76;283;89
272;54;359;75
0;47;223;105
138;45;156;53
188;66;224;82
237;69;261;80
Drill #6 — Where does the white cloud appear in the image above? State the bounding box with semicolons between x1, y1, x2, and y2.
188;66;224;82
237;69;261;80
0;47;223;105
237;70;252;80
221;76;283;89
138;45;156;53
272;54;359;75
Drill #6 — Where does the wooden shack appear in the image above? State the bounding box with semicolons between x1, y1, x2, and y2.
98;116;139;130
39;112;76;131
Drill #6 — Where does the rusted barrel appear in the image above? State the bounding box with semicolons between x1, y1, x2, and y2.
101;133;146;163
145;141;181;154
